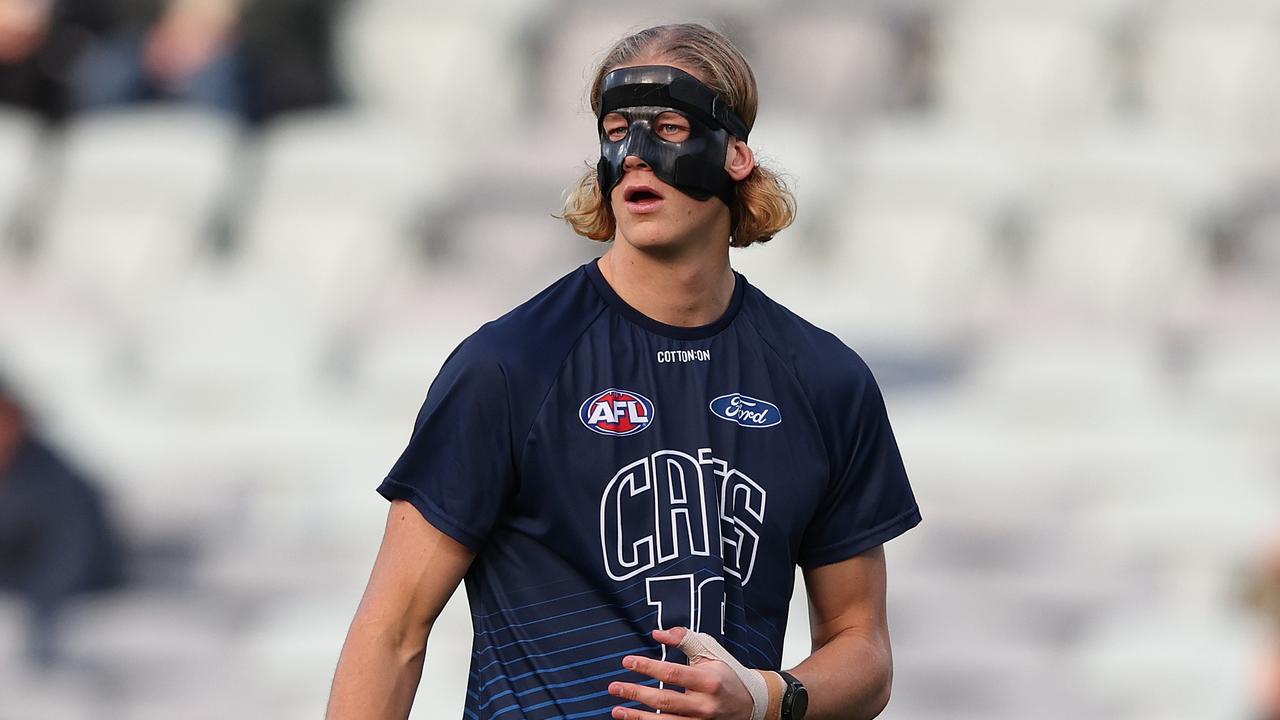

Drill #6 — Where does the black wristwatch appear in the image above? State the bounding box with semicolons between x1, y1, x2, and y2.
778;671;808;720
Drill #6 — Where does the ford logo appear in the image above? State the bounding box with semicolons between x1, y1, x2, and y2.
709;393;781;429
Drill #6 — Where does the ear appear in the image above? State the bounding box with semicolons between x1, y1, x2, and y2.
724;138;755;182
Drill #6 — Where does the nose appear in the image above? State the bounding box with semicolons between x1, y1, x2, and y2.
623;155;650;172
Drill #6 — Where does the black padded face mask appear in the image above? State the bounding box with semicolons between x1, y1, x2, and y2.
596;65;750;209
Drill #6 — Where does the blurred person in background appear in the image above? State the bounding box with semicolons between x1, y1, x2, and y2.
0;376;122;666
327;22;919;720
1251;538;1280;720
0;0;108;121
72;0;342;122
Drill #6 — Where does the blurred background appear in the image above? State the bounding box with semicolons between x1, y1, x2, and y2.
1;0;1278;718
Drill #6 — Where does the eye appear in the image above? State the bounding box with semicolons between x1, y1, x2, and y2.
655;112;690;141
656;123;690;142
602;112;628;141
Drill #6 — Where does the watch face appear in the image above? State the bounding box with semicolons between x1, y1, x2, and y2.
779;671;809;720
791;686;808;719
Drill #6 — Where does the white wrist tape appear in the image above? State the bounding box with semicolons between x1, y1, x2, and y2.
677;630;772;720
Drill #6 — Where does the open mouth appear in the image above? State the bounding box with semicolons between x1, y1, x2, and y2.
624;186;664;203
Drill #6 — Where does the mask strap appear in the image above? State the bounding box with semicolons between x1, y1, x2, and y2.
599;82;750;141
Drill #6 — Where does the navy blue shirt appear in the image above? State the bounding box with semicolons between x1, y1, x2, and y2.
378;259;921;719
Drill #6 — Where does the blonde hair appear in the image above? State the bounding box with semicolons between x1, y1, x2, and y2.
561;23;796;248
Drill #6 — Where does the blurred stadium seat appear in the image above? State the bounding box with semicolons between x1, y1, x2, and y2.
1011;130;1227;328
749;10;902;122
1191;329;1280;431
744;113;831;221
36;108;240;315
773;121;1019;359
336;2;530;143
727;224;812;303
887;642;1082;718
823;193;1003;356
1020;203;1209;323
0;108;42;253
534;6;641;121
246;110;446;220
1141;5;1280;156
1073;603;1257;720
962;328;1172;421
934;3;1118;134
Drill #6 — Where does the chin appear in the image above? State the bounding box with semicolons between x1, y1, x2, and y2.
612;206;670;246
610;197;723;255
616;226;678;252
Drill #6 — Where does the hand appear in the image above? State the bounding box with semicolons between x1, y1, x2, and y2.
608;627;756;720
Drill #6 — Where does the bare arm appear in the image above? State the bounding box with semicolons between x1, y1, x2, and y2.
606;546;894;720
326;499;475;720
789;545;894;720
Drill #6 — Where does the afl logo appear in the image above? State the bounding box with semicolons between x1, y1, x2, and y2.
580;388;655;436
709;393;782;428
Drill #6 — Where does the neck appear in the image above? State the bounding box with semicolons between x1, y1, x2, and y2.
598;239;735;328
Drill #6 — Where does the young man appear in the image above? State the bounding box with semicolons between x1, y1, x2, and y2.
327;23;920;720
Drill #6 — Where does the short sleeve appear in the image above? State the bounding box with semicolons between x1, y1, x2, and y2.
377;340;517;551
798;366;921;568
